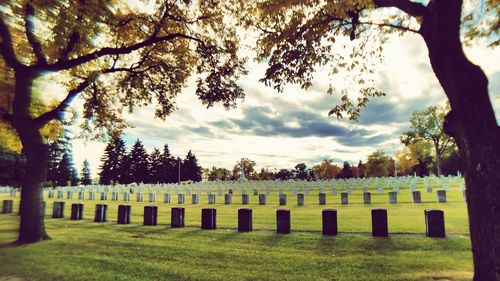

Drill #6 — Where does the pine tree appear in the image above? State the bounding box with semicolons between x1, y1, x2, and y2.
149;148;163;184
181;150;202;182
46;141;63;187
129;139;150;184
56;153;72;186
99;137;127;185
161;145;177;183
81;160;92;185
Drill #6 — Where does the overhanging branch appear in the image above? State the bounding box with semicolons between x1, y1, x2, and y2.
24;3;47;65
0;16;23;69
32;75;96;128
49;33;203;71
373;0;429;18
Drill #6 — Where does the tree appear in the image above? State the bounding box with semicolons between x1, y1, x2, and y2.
365;150;390;177
46;141;63;187
161;145;177;184
357;161;366;178
208;166;231;181
0;1;246;243
339;161;354;179
0;146;25;187
80;160;92;186
275;169;293;181
99;137;127;185
129;139;150;184
312;159;340;179
55;153;72;186
293;163;309;180
149;148;163;184
245;1;499;276
395;149;418;176
232;158;256;180
401;105;453;176
181;150;202;182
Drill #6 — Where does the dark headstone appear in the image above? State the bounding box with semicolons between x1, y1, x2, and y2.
253;190;258;196
276;209;291;234
363;192;371;204
388;191;397;204
319;193;326;205
117;205;131;224
297;193;304;206
201;208;216;230
279;194;287;206
70;203;84;220
341;192;348;205
208;194;216;204
192;194;199;204
144;206;158;226
258;194;266;205
52;201;65;218
436;190;447;203
242;194;249;205
224;194;232;205
163;193;170;203
412;191;421;203
171;207;185;228
371;208;388;237
2;200;13;214
238;208;252;232
229;189;233;195
178;194;185;204
322;209;338;236
94;204;108;222
425;209;445;238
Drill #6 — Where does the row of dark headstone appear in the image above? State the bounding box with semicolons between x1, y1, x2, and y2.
43;202;446;238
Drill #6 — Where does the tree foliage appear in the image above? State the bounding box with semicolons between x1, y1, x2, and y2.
80;159;92;185
365;150;391;177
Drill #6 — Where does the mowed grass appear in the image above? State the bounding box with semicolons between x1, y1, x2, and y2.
0;183;473;280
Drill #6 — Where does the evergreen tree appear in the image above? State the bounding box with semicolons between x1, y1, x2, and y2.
340;161;354;179
81;160;92;185
99;137;127;185
181;150;202;182
56;153;72;186
129;139;150;184
46;141;63;187
149;148;163;184
161;145;177;183
357;161;366;178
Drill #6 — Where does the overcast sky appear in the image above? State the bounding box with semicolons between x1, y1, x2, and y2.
69;33;500;178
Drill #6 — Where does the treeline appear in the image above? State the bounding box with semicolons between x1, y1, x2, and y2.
98;137;202;185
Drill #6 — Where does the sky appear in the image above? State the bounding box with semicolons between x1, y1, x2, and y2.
68;32;500;178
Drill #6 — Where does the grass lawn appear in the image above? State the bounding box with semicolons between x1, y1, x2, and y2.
0;181;473;280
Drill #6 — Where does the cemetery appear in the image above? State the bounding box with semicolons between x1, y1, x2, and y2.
0;176;473;280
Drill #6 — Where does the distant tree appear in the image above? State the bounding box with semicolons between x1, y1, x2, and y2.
46;141;63;187
387;158;396;177
312;159;340;179
275;169;293;181
258;167;275;180
56;153;72;186
80;160;92;186
181;150;202;182
357;161;366;178
439;143;462;176
395;149;417;176
340;161;354;179
401;105;454;176
129;139;150;184
161;145;177;184
293;163;309;180
208;166;231;181
365;150;390;177
149;148;163;184
99;137;127;185
0;147;25;187
232;158;256;180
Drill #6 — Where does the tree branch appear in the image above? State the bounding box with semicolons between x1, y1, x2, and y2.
24;2;47;65
49;33;203;71
373;0;429;18
32;75;96;128
0;16;23;69
358;20;419;34
59;0;85;61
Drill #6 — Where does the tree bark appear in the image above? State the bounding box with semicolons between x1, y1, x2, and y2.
420;0;500;279
434;142;442;176
12;69;50;243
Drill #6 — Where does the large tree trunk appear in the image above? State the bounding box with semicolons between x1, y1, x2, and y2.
420;0;500;280
12;70;50;243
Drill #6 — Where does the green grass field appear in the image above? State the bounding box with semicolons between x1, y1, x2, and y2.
0;181;473;280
